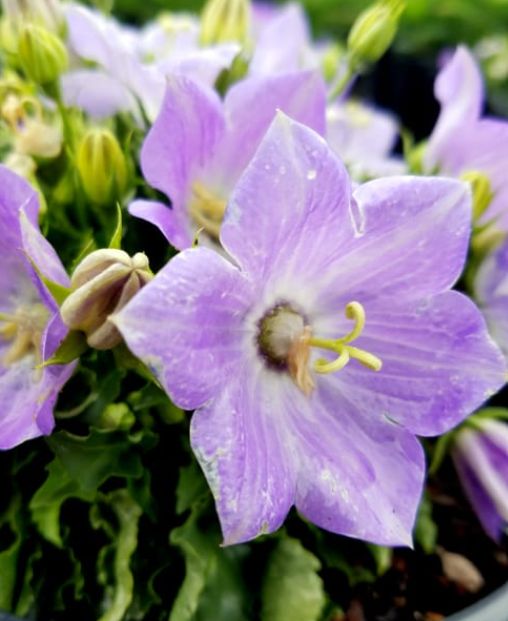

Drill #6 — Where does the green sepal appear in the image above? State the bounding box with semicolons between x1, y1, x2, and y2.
108;203;123;250
38;330;88;367
429;429;457;475
28;256;71;305
414;494;438;554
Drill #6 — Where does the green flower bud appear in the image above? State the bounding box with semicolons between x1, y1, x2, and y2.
461;170;494;222
2;0;64;34
200;0;250;46
77;128;127;205
60;249;153;351
97;403;135;432
321;42;345;83
347;0;405;68
18;23;68;85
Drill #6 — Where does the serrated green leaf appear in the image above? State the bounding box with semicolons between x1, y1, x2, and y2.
169;508;215;621
0;496;23;611
39;330;88;367
96;490;142;621
175;462;208;515
29;458;96;547
414;494;438;554
261;537;326;621
109;203;123;250
47;428;144;493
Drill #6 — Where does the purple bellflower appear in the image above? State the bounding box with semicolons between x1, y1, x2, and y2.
129;71;326;250
474;238;508;360
62;3;239;121
452;418;508;541
0;166;74;449
425;45;508;230
115;114;505;546
326;99;406;180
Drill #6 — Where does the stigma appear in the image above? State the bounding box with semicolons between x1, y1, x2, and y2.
188;181;227;241
257;301;382;396
0;303;49;366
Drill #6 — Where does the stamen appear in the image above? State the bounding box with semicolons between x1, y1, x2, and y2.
188;182;227;241
0;305;48;366
309;301;382;375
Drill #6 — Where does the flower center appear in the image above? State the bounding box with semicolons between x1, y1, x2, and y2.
188;181;227;241
0;303;49;366
257;301;382;396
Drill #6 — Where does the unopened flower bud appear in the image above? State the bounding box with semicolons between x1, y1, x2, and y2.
18;23;68;85
347;0;405;68
461;170;494;222
77;128;128;205
200;0;250;46
2;0;64;34
60;249;153;350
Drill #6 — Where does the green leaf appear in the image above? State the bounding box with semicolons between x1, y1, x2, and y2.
96;490;142;621
414;494;438;554
29;458;96;547
366;544;392;575
47;427;144;493
109;203;123;250
175;462;208;515
39;330;88;367
0;496;23;610
261;537;326;621
169;508;216;621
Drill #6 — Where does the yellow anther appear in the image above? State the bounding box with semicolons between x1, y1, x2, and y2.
188;182;227;241
309;301;382;375
0;305;48;366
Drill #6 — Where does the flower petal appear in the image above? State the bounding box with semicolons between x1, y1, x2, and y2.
212;71;327;189
334;291;506;436
290;379;424;546
138;76;225;249
0;164;39;254
113;247;253;410
220;112;354;282
190;364;296;545
426;46;484;171
128;199;190;249
315;175;472;308
61;70;140;119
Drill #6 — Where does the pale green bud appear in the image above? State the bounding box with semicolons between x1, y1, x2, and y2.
321;42;345;83
97;403;135;431
347;0;405;68
2;0;64;34
461;170;494;222
77;128;127;205
200;0;250;46
18;23;68;85
60;249;153;351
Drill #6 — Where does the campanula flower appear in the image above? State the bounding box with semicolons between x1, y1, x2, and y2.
62;3;239;121
0;166;74;449
474;238;508;360
129;71;326;249
425;46;508;231
115;114;505;546
452;417;508;541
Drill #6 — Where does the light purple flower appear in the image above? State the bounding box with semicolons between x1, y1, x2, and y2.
425;45;508;229
474;238;508;360
452;418;508;541
129;71;326;250
62;4;239;121
0;166;75;449
327;99;406;180
115;114;505;546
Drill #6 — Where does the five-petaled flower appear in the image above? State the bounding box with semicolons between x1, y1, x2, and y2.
114;114;506;546
0;166;75;449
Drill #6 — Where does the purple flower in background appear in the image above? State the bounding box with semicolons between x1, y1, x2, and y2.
425;45;508;230
474;238;508;360
0;166;75;449
452;418;508;541
129;70;326;249
327;99;406;180
115;114;505;545
62;3;239;121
